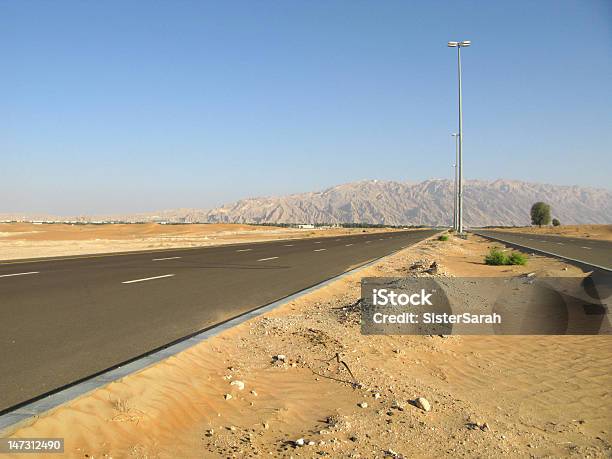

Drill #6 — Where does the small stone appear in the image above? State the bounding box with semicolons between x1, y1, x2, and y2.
262;422;269;429
230;380;245;390
273;354;287;361
373;393;381;399
391;400;405;411
358;402;368;408
308;441;315;446
224;393;232;400
414;397;431;412
295;438;305;447
426;261;439;274
250;390;258;396
206;429;214;436
229;425;236;431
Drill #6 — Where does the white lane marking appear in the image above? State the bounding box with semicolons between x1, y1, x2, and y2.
0;271;40;278
335;239;341;241
366;241;372;244
236;248;252;252
152;256;181;261
314;248;327;252
581;246;592;250
379;238;384;240
284;244;294;247
314;241;322;244
122;274;175;284
557;242;564;245
345;244;353;247
257;257;279;261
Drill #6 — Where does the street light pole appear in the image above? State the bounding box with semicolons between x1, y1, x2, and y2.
448;40;470;234
452;133;459;231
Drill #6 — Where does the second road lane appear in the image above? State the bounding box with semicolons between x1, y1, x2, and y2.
0;229;438;412
473;230;612;270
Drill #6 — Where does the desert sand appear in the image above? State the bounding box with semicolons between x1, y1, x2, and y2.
0;223;400;261
490;224;612;242
4;234;610;458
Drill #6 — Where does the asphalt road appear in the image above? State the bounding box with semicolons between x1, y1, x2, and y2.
0;229;438;413
473;230;612;270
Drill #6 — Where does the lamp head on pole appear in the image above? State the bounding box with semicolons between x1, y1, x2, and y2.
448;40;471;48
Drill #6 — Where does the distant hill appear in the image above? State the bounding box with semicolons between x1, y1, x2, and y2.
3;179;611;227
201;179;612;227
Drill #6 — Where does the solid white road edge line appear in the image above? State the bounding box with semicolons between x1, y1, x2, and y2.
236;249;252;252
314;249;326;252
152;257;181;261
122;274;175;284
0;271;40;278
257;257;279;261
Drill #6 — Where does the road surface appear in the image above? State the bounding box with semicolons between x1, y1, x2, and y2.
473;230;612;270
0;229;438;413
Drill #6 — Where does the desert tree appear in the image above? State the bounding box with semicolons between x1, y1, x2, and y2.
530;202;551;227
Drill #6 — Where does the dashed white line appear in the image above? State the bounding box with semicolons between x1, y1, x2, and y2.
0;271;40;278
314;241;322;244
152;256;181;261
257;257;279;261
236;248;253;252
345;244;353;247
284;244;294;247
581;246;592;250
314;248;327;252
366;241;372;244
122;274;175;284
557;242;564;245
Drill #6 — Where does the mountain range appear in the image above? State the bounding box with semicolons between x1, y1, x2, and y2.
4;179;612;227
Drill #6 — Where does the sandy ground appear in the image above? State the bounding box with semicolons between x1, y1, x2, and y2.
0;223;402;261
489;224;612;242
5;235;611;458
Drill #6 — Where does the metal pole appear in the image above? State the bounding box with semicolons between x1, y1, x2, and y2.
453;134;459;231
457;46;464;234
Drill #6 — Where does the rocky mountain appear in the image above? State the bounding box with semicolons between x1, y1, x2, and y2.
3;179;611;227
202;179;612;227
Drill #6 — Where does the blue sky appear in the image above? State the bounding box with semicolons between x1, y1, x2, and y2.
2;0;611;215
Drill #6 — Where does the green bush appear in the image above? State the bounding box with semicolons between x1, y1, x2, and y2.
507;252;527;265
485;248;528;266
485;248;509;265
552;218;561;226
438;235;449;241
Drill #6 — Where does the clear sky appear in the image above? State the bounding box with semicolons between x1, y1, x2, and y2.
2;0;611;215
